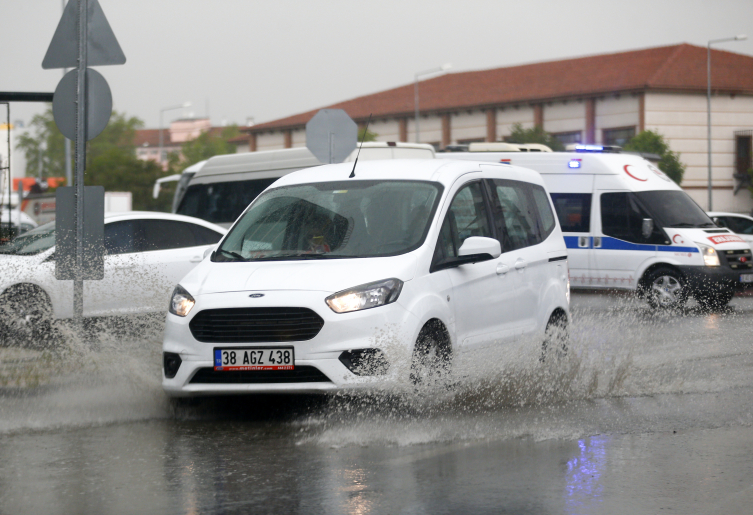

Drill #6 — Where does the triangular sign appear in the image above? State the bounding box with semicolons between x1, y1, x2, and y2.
42;0;126;69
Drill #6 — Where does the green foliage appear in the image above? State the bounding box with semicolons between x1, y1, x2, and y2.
358;127;378;142
505;123;565;151
15;107;174;211
16;106;144;182
179;125;240;168
623;130;685;184
85;147;171;212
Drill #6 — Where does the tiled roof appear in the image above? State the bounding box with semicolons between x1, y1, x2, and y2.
248;44;753;132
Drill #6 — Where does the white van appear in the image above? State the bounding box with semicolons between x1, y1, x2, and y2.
162;159;569;396
175;143;436;228
442;147;753;308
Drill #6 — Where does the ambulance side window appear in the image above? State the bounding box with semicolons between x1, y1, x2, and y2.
549;193;591;233
600;192;664;244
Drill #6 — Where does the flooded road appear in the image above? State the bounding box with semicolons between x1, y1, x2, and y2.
1;293;752;514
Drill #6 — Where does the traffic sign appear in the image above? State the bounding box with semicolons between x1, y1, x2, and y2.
42;0;126;69
306;109;357;164
53;68;112;141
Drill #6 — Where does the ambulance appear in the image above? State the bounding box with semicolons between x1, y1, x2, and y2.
442;144;753;308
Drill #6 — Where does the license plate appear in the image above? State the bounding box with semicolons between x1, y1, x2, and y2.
741;274;753;283
214;347;294;371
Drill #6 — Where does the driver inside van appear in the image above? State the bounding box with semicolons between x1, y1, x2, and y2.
305;217;332;253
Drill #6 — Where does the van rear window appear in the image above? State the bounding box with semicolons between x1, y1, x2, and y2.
549;193;591;233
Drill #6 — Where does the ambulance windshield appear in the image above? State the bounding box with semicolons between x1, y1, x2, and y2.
635;190;715;229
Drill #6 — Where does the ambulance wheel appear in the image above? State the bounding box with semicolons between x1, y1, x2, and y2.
410;319;452;386
644;267;688;309
695;289;734;311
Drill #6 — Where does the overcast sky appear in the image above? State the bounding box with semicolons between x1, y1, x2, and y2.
3;0;753;130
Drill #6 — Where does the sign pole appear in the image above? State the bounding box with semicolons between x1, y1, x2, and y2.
74;0;88;319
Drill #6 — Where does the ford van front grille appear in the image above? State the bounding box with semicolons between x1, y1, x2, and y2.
723;249;753;270
189;307;324;343
189;366;331;384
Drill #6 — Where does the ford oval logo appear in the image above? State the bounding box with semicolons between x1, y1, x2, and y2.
249;293;265;299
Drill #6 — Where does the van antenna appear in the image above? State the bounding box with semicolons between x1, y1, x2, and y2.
349;114;372;178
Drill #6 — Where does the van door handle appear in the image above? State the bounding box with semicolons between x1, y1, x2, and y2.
515;259;527;271
496;263;509;275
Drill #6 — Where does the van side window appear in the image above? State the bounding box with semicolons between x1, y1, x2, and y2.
432;182;491;268
530;184;556;240
487;179;540;251
549;193;591;233
600;192;665;244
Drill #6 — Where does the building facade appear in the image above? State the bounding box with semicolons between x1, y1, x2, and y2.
236;44;753;213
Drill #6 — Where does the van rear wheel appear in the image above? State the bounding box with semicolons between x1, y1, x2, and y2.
643;267;688;309
540;311;568;363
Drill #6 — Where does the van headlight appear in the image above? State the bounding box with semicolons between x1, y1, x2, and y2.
696;243;720;267
325;278;403;313
169;285;196;317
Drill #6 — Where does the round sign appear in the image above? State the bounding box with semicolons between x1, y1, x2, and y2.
53;68;113;141
305;109;357;164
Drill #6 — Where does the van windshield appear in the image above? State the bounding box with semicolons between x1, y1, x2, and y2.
635;190;715;228
214;180;443;261
177;178;278;225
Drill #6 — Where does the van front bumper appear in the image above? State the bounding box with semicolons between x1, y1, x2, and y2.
678;265;753;294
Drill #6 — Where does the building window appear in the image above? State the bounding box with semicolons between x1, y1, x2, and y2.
735;132;752;176
552;131;582;145
602;126;636;147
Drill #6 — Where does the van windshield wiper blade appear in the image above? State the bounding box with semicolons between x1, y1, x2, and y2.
247;253;348;261
217;249;247;261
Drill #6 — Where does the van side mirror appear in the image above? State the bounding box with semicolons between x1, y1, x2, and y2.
641;218;654;239
458;236;502;259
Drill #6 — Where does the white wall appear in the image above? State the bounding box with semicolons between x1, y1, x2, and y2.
543;101;586;135
595;95;640;143
646;91;753;212
371;118;401;142
256;132;285;151
497;106;534;139
407;116;442;146
451;110;486;143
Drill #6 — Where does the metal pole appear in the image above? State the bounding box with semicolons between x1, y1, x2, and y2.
158;110;163;170
74;0;87;319
63;0;72;188
414;77;420;143
5;103;10;240
707;43;713;211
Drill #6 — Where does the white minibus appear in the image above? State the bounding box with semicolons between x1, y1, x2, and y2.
175;142;436;228
442;146;753;308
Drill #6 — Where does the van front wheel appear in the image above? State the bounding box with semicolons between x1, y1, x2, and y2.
643;267;688;309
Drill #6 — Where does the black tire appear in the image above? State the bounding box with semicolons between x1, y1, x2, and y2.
642;266;688;309
0;285;53;346
695;289;734;311
410;320;452;386
540;311;569;363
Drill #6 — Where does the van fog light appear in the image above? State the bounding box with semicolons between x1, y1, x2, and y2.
163;352;182;379
339;349;390;376
696;243;720;267
326;278;403;313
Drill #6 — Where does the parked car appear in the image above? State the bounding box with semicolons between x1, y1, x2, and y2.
707;212;753;246
162;159;570;397
0;212;226;341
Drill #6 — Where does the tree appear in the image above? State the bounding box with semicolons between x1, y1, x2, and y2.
504;123;565;151
16;106;145;182
357;127;378;142
623;130;685;184
179;125;240;168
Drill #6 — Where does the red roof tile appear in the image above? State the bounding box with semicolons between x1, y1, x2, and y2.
249;44;753;132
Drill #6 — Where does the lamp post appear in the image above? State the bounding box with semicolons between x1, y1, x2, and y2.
159;102;191;169
707;35;746;211
414;63;452;143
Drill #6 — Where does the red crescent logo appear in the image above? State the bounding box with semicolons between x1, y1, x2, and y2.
672;234;684;244
624;164;647;181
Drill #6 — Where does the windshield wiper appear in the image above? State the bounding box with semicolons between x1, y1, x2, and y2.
217;249;246;261
668;223;702;228
698;222;717;228
247;253;347;261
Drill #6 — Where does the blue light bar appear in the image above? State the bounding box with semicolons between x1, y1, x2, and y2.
568;159;582;169
574;144;604;152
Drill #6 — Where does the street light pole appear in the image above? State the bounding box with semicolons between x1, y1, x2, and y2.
707;35;746;211
159;102;191;169
414;63;452;143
